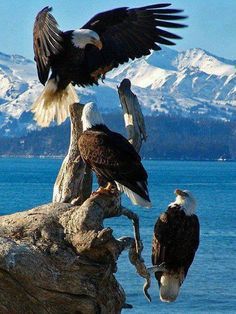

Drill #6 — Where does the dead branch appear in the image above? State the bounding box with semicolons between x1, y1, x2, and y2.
0;191;151;313
0;78;150;312
118;78;147;152
53;103;92;205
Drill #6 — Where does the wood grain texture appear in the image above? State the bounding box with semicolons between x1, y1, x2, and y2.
0;197;126;313
53;102;92;205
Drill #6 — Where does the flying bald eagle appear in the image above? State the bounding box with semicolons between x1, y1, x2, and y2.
32;4;186;127
151;189;199;302
78;102;151;208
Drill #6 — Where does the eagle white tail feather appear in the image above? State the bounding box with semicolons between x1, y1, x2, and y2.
32;79;79;127
159;272;183;302
115;182;151;208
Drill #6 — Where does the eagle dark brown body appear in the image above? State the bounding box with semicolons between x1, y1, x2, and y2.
152;190;200;302
78;124;151;207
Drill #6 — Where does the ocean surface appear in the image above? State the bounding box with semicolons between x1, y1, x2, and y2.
0;158;236;313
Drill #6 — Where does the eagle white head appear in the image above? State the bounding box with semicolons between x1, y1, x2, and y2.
171;189;197;216
72;29;103;50
81;102;104;131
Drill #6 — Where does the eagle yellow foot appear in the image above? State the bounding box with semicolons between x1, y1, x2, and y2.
91;187;111;196
92;182;118;196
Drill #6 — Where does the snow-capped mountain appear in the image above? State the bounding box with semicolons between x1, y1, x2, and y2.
108;48;236;116
0;47;235;137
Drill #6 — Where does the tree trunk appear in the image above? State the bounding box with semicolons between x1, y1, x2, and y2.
0;80;151;313
118;79;147;152
0;196;129;313
53;103;92;205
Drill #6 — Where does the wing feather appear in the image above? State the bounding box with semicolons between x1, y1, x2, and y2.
81;4;186;77
78;128;148;198
33;6;63;84
152;206;200;277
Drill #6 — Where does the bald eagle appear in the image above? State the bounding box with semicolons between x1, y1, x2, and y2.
32;4;186;127
78;102;151;208
152;189;199;302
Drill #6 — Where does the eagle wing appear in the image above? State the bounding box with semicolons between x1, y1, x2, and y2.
152;205;200;278
78;128;148;198
152;212;169;268
33;6;63;84
181;214;200;274
81;4;186;78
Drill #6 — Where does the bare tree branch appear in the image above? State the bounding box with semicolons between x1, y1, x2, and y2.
118;78;147;152
53;103;92;205
0;79;151;312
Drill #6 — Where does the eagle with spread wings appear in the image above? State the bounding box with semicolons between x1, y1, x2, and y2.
32;4;185;126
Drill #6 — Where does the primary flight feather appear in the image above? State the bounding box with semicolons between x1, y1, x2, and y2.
32;4;186;127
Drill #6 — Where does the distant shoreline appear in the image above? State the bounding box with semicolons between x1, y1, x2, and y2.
0;155;64;159
0;155;235;162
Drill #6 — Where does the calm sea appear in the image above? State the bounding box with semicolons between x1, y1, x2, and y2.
0;158;236;313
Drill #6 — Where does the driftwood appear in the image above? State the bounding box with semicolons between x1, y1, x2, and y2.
53;103;92;205
0;80;152;312
53;79;146;203
118;79;147;152
0;196;144;313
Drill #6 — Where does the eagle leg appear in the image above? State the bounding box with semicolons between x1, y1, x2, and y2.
93;186;111;196
92;182;119;196
92;182;112;196
104;182;119;196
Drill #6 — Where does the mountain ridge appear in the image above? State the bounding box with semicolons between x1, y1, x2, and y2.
0;47;235;137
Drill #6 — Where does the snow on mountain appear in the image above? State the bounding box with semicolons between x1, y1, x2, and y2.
0;47;235;137
0;52;40;117
176;48;236;76
108;47;236;117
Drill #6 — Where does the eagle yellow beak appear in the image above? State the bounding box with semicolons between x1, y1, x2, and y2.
175;189;188;197
94;39;103;50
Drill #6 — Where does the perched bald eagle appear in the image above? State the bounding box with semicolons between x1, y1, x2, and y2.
152;189;199;302
78;102;151;208
32;4;186;127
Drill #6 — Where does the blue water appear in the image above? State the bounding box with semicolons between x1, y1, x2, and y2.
0;158;236;313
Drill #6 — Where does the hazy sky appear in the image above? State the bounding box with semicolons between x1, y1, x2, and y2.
0;0;235;60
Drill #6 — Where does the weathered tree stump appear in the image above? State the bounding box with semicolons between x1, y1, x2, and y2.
118;79;147;152
0;194;146;313
0;79;151;312
53;103;92;205
54;78;147;205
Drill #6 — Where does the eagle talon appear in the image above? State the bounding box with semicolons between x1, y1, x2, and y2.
91;190;103;196
107;185;119;196
33;5;186;127
91;183;115;196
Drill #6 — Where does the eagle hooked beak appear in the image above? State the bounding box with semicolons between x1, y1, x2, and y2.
93;39;103;50
175;189;188;197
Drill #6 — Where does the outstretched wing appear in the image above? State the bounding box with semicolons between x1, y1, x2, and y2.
81;3;186;78
33;6;63;84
